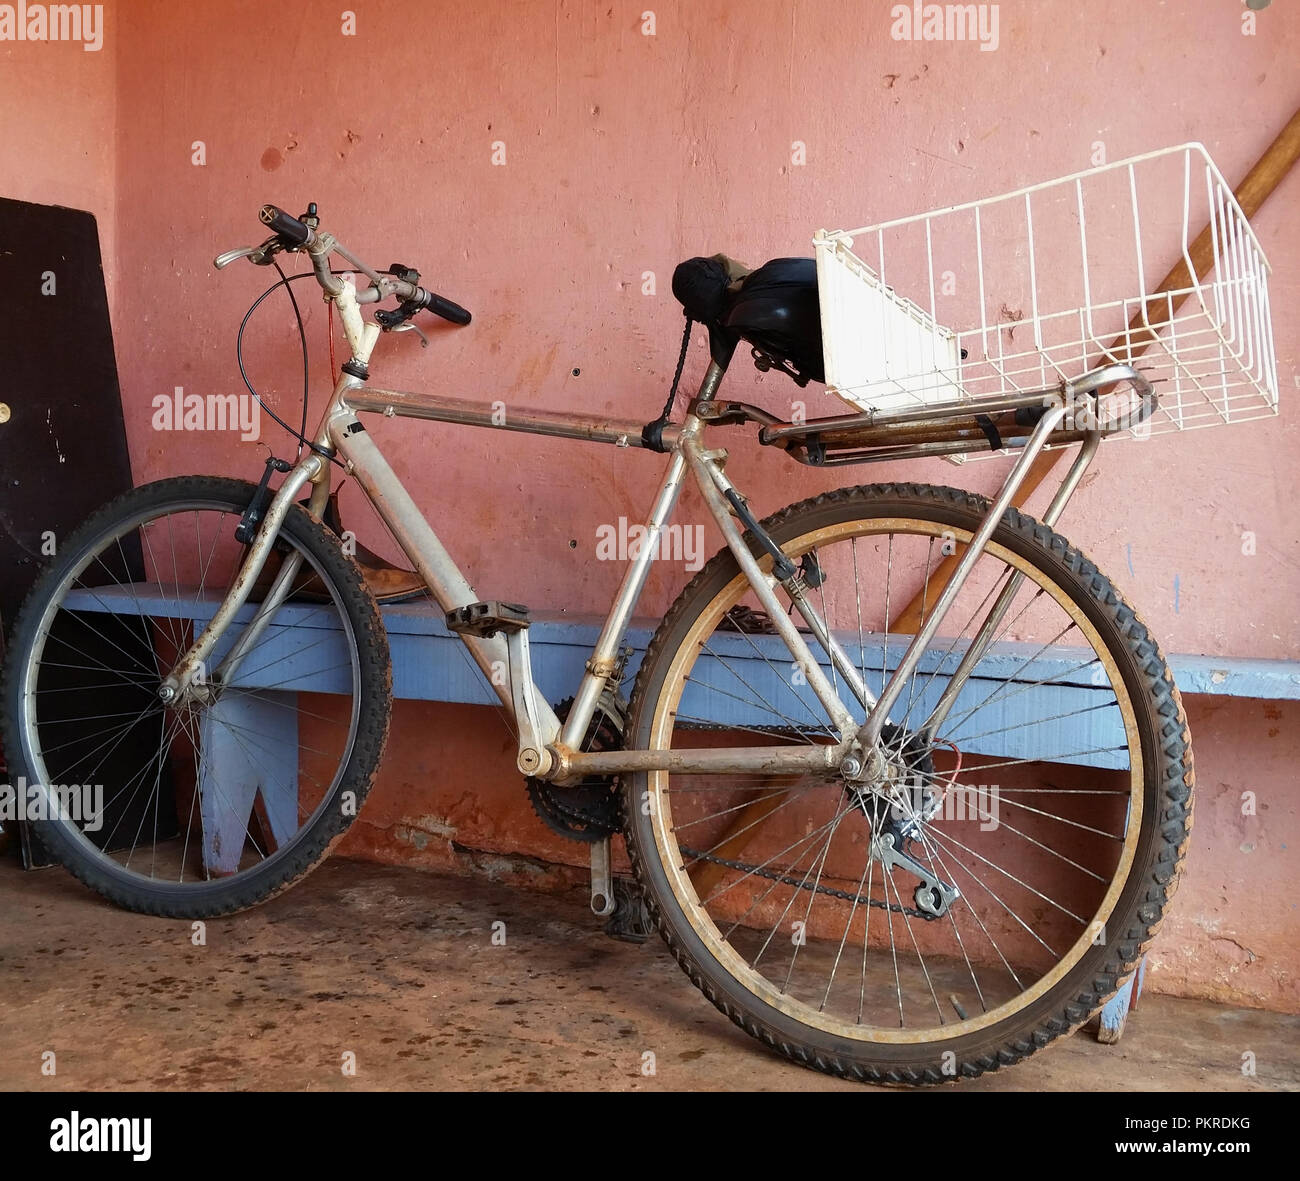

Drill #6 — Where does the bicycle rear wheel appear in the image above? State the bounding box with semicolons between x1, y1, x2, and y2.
1;475;392;917
624;482;1193;1083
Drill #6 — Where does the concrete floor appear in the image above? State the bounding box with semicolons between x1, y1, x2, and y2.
1;855;1296;1092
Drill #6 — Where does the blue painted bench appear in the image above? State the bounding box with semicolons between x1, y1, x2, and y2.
63;586;1298;1042
66;588;1300;706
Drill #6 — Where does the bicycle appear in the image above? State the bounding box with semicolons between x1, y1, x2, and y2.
4;145;1271;1083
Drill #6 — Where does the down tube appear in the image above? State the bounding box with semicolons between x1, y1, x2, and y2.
560;450;689;749
329;417;562;738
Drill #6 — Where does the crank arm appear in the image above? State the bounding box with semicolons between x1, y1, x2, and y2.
590;837;615;917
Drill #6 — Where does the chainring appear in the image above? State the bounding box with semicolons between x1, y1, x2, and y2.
525;695;625;843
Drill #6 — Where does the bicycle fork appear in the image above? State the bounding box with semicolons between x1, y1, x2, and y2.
158;453;328;704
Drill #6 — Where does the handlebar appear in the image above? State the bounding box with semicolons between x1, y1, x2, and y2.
421;290;472;326
225;203;472;327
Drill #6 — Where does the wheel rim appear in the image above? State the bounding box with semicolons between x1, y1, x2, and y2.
643;516;1144;1043
15;495;363;893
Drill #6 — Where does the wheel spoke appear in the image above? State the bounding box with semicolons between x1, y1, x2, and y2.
633;497;1159;1058
13;486;379;903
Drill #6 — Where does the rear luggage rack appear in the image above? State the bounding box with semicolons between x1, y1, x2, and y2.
698;364;1157;466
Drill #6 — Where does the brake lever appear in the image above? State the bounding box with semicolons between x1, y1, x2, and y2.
213;236;283;270
214;245;258;269
391;321;429;348
374;305;427;348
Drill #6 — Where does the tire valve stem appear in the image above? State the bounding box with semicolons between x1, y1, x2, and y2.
949;994;968;1021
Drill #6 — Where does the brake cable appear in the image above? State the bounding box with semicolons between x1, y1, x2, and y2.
236;269;337;465
235;267;397;469
328;299;337;378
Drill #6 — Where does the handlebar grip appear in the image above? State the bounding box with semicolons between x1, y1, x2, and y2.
258;204;313;247
421;290;472;326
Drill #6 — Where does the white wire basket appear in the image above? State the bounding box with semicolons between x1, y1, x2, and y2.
813;143;1279;455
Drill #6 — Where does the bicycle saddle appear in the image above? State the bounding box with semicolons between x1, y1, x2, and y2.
672;254;825;386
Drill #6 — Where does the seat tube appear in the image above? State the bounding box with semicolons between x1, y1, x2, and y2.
558;358;727;750
692;358;728;407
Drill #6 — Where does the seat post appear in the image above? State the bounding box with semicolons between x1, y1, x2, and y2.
692;357;728;407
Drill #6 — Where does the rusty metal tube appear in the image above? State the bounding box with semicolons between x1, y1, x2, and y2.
346;386;655;448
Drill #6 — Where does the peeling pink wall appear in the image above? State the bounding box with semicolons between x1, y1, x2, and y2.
5;1;1299;1010
104;0;1299;664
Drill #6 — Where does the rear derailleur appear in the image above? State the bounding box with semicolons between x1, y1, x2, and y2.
852;725;961;920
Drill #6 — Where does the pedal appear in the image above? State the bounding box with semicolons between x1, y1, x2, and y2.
603;879;653;944
445;600;531;638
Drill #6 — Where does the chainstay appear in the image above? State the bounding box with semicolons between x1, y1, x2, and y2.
666;723;931;915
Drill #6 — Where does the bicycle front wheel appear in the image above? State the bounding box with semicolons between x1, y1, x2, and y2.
624;482;1193;1083
1;475;392;917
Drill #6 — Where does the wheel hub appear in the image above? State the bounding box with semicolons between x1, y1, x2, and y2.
840;725;960;919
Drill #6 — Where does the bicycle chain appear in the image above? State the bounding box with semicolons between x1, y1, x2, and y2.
675;698;935;916
680;847;936;919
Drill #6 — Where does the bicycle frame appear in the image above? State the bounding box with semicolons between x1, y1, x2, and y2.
161;273;1112;787
323;361;871;783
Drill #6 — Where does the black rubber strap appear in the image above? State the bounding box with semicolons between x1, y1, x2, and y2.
974;413;1003;451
